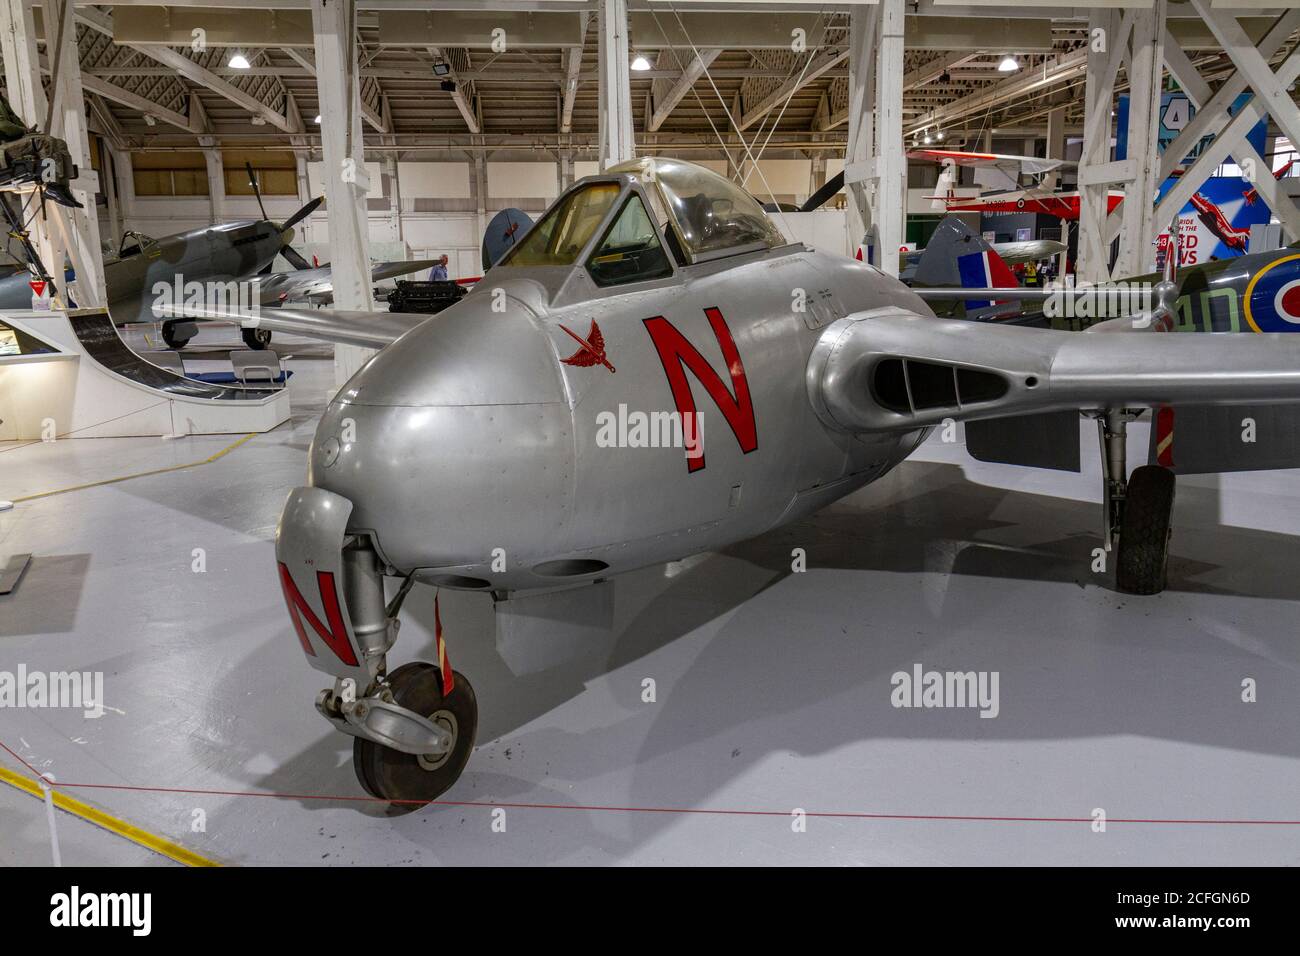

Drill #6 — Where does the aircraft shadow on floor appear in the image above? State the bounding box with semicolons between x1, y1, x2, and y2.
225;457;1300;856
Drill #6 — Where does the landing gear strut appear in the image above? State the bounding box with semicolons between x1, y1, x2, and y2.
1097;409;1176;594
309;550;479;812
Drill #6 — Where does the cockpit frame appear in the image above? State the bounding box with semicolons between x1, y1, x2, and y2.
495;158;790;290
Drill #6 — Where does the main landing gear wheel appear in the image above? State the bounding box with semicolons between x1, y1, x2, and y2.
241;327;272;350
1115;465;1176;596
353;661;478;813
161;320;192;350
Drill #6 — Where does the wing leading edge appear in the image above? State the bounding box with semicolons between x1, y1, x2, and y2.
155;303;430;349
808;307;1300;434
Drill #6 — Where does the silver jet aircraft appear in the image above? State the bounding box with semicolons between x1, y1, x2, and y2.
164;158;1300;810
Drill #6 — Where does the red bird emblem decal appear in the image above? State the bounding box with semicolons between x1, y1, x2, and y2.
558;320;616;373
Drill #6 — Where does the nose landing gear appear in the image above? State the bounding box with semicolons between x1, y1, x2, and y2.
352;661;478;812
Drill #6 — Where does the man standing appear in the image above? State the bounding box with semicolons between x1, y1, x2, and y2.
428;254;450;281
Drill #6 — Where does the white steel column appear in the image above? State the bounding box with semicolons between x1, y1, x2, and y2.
1156;5;1300;242
844;0;904;276
108;147;135;227
473;153;487;263
386;156;402;243
40;0;105;307
1115;2;1165;277
874;0;905;276
596;0;634;169
312;0;374;386
843;7;876;266
201;143;225;226
1076;9;1127;283
0;0;61;298
99;140;121;251
1045;107;1066;190
1076;3;1167;280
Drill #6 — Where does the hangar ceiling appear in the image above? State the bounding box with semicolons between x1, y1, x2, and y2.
7;2;1300;158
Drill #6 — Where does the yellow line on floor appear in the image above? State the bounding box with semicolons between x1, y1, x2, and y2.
0;765;221;867
13;433;257;503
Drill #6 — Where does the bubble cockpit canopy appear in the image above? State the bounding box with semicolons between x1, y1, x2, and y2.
497;157;786;274
608;157;786;263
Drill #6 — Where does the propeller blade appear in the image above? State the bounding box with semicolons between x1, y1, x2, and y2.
280;195;324;233
280;244;313;271
799;170;845;212
245;161;269;221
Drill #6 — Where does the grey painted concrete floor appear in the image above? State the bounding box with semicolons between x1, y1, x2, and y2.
2;324;1299;866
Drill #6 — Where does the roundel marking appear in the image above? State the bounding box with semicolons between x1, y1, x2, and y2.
1275;279;1300;323
1243;253;1300;332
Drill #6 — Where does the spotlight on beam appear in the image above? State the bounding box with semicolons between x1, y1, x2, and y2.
630;54;652;72
998;56;1020;73
144;114;157;127
229;52;251;70
314;114;322;124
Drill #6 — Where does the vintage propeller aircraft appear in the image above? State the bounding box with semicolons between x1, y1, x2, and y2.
163;157;1300;811
0;161;434;349
0;186;322;347
910;147;1124;221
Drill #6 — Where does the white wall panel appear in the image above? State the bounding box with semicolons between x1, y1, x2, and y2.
397;162;472;199
487;162;559;199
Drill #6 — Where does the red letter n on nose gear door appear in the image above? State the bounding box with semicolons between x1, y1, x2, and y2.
643;306;757;473
277;562;360;667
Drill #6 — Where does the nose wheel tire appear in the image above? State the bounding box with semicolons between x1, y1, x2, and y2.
161;321;192;350
1115;465;1176;595
352;661;477;813
241;327;272;350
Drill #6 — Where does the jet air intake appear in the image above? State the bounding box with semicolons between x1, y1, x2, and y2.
808;307;1300;435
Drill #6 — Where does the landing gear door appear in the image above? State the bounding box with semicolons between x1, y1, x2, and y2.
275;486;368;682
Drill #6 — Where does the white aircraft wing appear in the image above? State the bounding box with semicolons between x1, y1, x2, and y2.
156;303;430;349
808;308;1300;434
907;149;1074;178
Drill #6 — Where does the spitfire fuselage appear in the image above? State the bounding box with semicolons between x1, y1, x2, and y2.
306;244;930;591
0;219;283;323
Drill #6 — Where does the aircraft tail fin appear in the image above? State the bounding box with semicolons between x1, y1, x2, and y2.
914;215;1021;317
932;162;958;211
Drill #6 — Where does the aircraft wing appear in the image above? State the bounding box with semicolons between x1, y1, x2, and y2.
155;303;429;349
991;239;1067;264
258;259;441;306
807;307;1300;434
907;149;1073;177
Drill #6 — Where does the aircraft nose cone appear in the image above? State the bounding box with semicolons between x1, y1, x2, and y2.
307;295;575;579
335;294;567;408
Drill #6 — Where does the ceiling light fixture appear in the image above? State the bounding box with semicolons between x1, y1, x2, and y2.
630;54;652;71
313;114;322;124
998;56;1020;73
228;52;251;70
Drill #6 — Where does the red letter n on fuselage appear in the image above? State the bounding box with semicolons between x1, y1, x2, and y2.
643;306;757;473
